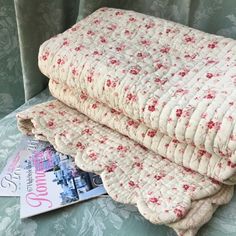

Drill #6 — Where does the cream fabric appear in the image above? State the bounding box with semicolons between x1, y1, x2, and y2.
39;8;236;184
17;100;234;236
16;7;236;235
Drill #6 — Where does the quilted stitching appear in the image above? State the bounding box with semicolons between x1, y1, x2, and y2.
15;7;236;235
38;8;236;183
16;100;234;235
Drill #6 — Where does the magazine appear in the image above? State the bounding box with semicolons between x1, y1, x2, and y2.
0;139;26;196
20;137;106;218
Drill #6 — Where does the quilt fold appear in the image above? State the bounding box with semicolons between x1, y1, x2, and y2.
38;8;236;184
15;7;236;236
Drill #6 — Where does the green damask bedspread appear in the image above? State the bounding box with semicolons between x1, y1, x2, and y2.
0;88;236;236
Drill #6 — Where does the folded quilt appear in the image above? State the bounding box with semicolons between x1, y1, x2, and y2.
38;8;236;184
16;7;236;236
17;100;234;236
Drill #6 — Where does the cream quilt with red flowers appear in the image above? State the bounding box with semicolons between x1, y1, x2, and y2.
17;7;236;235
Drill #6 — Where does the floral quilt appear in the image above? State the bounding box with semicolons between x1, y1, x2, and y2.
17;7;236;235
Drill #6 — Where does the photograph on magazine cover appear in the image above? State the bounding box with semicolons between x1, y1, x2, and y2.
20;137;106;218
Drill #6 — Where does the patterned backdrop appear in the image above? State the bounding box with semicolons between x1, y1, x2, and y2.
1;0;236;119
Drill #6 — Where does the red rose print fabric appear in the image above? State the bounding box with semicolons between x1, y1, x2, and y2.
17;7;236;235
17;100;233;236
39;8;236;184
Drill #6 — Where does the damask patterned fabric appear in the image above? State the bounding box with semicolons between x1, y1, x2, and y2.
0;0;24;118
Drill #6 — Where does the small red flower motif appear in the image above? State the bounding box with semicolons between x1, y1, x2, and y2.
87;30;95;35
129;17;136;22
75;45;83;51
62;40;69;46
42;51;49;61
208;42;217;49
72;118;80;123
149;197;160;204
145;22;155;29
183;184;190;190
76;142;85;150
92;103;98;109
88;152;97;161
100;36;107;43
148;105;155;112
126;93;136;101
147;130;156;137
176;109;183;117
117;145;127;152
109;58;120;66
72;68;77;76
47;120;55;129
59;111;66;116
141;39;151;46
106;163;117;173
154;77;168;85
127;93;133;101
198;150;206;156
106;79;111;87
174;208;184;218
207;120;215;129
124;30;130;35
82;128;93;135
227;160;236;168
137;52;143;58
154;175;163;181
93;50;101;55
87;75;93;83
107;24;117;31
80;91;88;100
39;111;47;116
127;120;135;126
206;73;213;79
178;71;186;77
93;19;101;24
99;137;108;144
184;36;195;43
160;47;170;53
129;68;140;75
204;93;215;99
47;103;56;109
133;162;143;169
115;11;123;16
128;181;135;187
59;131;67;137
155;63;163;69
57;59;65;65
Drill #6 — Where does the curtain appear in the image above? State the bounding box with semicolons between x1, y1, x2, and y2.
1;0;236;119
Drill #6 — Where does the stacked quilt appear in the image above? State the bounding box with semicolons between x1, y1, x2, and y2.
17;8;236;235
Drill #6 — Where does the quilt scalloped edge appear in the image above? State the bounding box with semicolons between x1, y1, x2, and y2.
16;100;234;235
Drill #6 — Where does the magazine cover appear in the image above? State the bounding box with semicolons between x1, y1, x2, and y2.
20;137;106;218
0;138;27;196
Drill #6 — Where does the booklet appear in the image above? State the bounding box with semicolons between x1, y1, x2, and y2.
20;137;106;218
